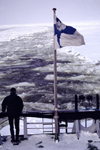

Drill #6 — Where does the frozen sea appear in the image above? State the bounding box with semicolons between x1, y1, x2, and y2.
0;21;100;111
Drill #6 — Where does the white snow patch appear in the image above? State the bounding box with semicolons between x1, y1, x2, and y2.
5;82;35;88
0;132;100;150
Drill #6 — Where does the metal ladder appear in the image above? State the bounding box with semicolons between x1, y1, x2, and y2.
42;118;54;134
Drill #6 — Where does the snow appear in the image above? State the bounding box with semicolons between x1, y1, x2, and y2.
6;82;35;88
0;21;100;149
0;118;100;149
0;21;100;104
0;24;50;43
0;132;100;150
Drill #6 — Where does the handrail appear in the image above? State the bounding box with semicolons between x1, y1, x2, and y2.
0;109;100;120
1;110;100;139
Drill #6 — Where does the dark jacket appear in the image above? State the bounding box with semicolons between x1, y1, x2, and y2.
2;93;23;116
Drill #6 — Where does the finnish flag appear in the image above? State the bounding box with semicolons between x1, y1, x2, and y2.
54;16;85;49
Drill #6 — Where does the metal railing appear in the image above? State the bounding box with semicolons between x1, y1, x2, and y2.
0;94;100;140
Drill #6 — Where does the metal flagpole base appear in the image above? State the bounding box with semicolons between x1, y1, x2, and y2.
55;133;59;142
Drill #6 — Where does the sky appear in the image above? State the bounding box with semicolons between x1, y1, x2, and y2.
0;0;100;25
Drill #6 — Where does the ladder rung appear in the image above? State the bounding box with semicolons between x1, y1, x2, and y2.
43;127;54;129
27;122;42;124
27;128;43;129
43;131;53;133
43;123;54;125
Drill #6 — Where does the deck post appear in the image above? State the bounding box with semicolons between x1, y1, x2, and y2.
65;121;68;133
75;120;80;139
96;94;99;110
23;117;28;139
75;95;78;111
96;120;100;138
0;134;3;145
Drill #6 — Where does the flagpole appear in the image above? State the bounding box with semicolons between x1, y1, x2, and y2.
53;8;59;141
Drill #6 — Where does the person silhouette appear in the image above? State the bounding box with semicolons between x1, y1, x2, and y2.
2;88;23;144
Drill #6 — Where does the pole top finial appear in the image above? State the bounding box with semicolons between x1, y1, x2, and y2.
53;8;57;13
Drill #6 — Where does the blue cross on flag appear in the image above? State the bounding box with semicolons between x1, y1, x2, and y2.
54;16;85;49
